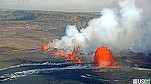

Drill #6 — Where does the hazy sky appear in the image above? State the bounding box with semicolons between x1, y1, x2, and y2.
0;0;151;17
0;0;117;11
0;0;149;11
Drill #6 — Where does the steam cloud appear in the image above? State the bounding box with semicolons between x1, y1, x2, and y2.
50;0;151;54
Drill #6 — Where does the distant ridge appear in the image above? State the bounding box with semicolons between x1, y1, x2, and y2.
0;9;100;22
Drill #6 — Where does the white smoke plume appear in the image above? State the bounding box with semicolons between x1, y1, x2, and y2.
50;0;151;54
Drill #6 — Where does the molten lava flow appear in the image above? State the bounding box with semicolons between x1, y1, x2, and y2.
54;51;71;57
66;46;82;64
94;46;119;68
66;55;75;61
66;46;77;61
74;57;82;64
40;44;51;52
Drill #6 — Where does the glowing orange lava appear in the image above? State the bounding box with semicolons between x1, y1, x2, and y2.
66;55;75;61
94;46;119;68
74;57;82;64
40;44;82;64
66;46;82;64
66;46;77;61
54;51;71;57
40;44;51;52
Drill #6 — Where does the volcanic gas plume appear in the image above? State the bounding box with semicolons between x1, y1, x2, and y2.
49;0;151;54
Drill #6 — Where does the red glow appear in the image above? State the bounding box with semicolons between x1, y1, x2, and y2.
54;51;71;57
66;46;82;64
94;46;119;68
66;55;75;61
66;46;77;61
40;44;51;52
74;57;82;64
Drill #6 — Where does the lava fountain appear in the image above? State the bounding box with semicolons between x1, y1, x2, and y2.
94;46;119;68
